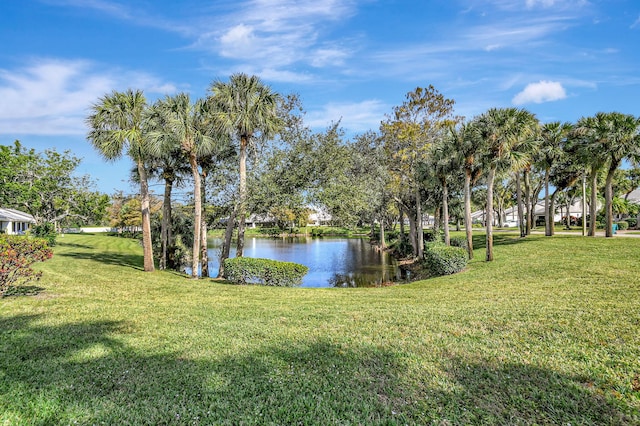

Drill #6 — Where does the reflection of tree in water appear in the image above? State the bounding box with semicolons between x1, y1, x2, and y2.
329;267;408;288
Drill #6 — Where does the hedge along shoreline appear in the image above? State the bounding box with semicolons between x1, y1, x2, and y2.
223;257;309;287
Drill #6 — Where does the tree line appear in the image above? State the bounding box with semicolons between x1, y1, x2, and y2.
82;75;640;277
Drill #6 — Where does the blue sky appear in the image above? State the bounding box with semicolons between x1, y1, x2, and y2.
1;0;639;195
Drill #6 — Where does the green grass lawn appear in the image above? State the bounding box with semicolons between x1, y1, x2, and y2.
1;233;639;424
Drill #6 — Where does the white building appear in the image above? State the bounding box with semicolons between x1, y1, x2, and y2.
0;208;36;235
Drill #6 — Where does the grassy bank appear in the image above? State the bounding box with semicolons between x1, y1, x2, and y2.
1;233;639;424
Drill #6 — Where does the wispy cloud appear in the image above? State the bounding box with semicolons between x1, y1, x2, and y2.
631;15;640;29
512;80;567;104
0;59;177;135
305;100;388;133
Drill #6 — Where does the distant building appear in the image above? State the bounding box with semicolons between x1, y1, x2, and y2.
0;208;36;235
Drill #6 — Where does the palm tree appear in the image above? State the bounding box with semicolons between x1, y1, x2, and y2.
477;108;538;261
208;73;283;259
87;89;156;272
449;121;484;257
574;113;640;237
147;93;221;278
537;122;573;236
596;112;640;237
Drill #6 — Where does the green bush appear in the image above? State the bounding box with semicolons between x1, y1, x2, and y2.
423;243;467;277
223;257;309;287
449;236;468;250
615;221;629;230
626;217;637;229
31;222;57;246
424;229;443;243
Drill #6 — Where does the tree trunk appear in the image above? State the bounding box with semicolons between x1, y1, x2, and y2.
218;207;236;278
589;168;598;237
407;211;418;257
398;205;406;248
605;166;616;238
463;170;474;258
236;136;248;257
486;166;496;262
544;168;551;236
550;190;559;236
515;172;525;238
524;168;532;235
200;169;209;277
160;175;174;270
189;152;201;278
415;185;424;258
442;179;450;246
137;160;155;272
379;217;386;249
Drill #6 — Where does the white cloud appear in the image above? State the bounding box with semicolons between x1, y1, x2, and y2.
305;100;388;133
0;59;177;135
631;15;640;29
526;0;557;8
512;80;567;104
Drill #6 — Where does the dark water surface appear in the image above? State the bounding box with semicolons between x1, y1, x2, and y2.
207;237;404;288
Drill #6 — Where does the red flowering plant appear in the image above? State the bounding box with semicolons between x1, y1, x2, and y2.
0;235;53;297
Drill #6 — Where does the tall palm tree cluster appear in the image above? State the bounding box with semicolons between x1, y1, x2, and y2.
87;73;282;277
386;105;640;262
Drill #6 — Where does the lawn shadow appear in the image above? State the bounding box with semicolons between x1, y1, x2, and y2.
57;251;144;270
439;355;636;424
1;314;635;424
2;285;46;297
471;232;534;250
55;241;94;249
0;314;415;424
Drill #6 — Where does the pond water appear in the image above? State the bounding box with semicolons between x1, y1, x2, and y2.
206;237;405;288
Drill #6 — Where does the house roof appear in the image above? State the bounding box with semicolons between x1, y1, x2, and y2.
0;207;36;223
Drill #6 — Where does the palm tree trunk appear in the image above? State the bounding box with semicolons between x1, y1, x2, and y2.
137;161;155;272
524;168;532;235
486;167;496;262
236;136;248;257
379;214;386;249
217;207;236;278
464;170;474;258
544;168;551;236
415;185;424;258
442;178;450;246
189;153;202;278
605;166;616;238
550;190;559;236
200;169;209;277
160;175;174;270
515;172;525;238
589;168;598;237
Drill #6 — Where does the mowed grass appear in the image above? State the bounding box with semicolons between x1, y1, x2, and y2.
1;233;639;425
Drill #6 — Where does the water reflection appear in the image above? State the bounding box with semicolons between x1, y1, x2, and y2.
207;237;404;288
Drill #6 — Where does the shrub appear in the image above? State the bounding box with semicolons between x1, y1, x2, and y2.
423;243;467;277
31;222;57;246
223;257;309;287
449;236;468;250
0;235;53;297
626;217;637;229
615;221;629;230
423;229;442;243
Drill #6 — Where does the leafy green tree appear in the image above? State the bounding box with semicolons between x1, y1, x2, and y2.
87;89;157;272
208;73;283;260
382;86;458;258
0;141;108;227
